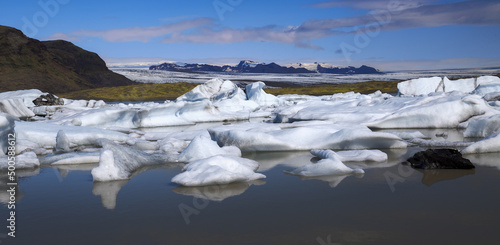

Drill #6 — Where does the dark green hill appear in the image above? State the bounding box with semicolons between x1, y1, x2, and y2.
0;25;135;93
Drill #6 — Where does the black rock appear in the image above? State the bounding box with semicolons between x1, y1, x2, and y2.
33;94;64;106
404;149;475;169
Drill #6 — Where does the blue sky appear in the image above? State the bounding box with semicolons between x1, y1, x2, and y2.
1;0;500;71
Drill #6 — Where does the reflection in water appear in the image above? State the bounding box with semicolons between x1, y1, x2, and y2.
467;153;500;170
296;174;364;188
0;168;39;204
417;169;476;186
172;180;266;201
246;151;312;172
92;180;129;209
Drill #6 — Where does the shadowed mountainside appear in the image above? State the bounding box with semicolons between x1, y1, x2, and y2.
0;25;135;93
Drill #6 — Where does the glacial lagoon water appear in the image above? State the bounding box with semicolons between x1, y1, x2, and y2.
2;142;500;245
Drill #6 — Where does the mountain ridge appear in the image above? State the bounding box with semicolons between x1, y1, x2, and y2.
150;60;382;74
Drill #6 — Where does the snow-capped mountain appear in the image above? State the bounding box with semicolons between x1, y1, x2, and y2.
288;62;339;72
150;60;382;74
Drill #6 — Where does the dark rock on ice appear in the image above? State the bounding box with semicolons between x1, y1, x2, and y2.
33;94;64;106
404;149;475;169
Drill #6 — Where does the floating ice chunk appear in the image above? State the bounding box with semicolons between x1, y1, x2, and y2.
0;113;15;155
177;135;241;162
209;122;407;152
176;78;238;102
335;150;388;162
366;95;489;129
407;138;473;148
0;89;45;107
171;155;265;186
55;130;71;153
91;139;175;181
0;99;35;118
0;152;40;170
462;132;500;154
273;93;416;124
246;82;286;107
286;150;364;177
443;77;476;94
15;121;129;148
397;77;443;96
473;83;500;96
40;152;100;165
463;114;500;138
385;131;428;140
483;92;500;101
476;75;500;85
92;150;123;181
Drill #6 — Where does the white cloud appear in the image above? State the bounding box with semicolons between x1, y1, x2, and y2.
47;1;500;50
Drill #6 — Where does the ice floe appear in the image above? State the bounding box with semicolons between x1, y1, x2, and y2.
209;122;407;152
0;152;40;170
171;155;265;186
461;132;500;154
91;139;175;181
286;150;365;177
2;75;500;185
177;135;241;162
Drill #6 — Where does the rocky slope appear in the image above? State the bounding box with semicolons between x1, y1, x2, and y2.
0;25;135;93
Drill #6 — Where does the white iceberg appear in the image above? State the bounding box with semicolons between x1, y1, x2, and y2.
334;149;388;162
15;121;130;148
461;132;500;154
91;139;175;181
463;114;500;138
0;89;46;107
286;150;364;177
0;99;35;118
246;82;286;107
366;95;490;129
397;77;444;96
0;113;15;155
176;78;239;102
209;122;407;152
40;152;100;165
0;152;40;170
171;155;265;186
177;135;241;162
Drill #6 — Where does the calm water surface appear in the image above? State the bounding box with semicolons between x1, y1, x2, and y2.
1;148;499;245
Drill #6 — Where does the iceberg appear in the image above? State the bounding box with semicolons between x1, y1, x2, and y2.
0;99;35;118
40;152;100;165
397;77;444;96
177;135;241;162
0;113;15;155
397;76;500;96
0;89;46;107
366;95;490;129
0;152;40;170
171;155;266;186
91;139;175;181
176;78;240;102
286;150;364;177
209;122;407;152
463;114;500;138
461;132;500;154
245;82;286;107
15;121;130;148
334;149;388;162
